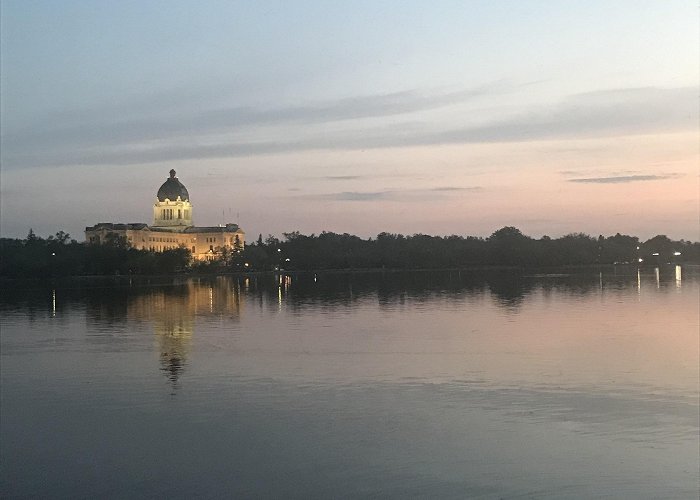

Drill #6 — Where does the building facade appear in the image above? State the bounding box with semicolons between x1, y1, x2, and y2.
85;170;245;260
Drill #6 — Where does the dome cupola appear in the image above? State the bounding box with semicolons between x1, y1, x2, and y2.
153;170;193;229
157;169;189;202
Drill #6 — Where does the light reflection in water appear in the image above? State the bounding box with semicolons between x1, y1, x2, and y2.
637;268;641;295
119;280;243;390
51;289;56;317
676;265;682;288
276;274;293;307
655;267;660;289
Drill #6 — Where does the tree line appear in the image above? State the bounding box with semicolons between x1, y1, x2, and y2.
2;227;695;279
0;229;190;279
235;227;697;271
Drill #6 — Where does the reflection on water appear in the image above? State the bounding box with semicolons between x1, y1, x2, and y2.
637;268;641;294
655;266;660;288
1;266;698;499
84;279;243;388
130;287;197;388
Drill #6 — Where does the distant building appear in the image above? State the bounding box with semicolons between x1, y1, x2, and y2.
85;170;245;260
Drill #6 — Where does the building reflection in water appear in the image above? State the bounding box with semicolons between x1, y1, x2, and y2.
77;267;690;390
126;278;242;390
276;274;292;308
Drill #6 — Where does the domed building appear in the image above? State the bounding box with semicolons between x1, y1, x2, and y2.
153;169;193;229
85;170;245;260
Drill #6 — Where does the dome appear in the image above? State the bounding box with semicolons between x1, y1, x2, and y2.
157;169;189;202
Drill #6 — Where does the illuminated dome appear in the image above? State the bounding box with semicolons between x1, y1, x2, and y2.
157;169;189;202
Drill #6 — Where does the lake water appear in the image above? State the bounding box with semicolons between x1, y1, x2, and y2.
1;267;698;499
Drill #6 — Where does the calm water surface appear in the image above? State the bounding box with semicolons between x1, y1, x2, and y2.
1;267;698;499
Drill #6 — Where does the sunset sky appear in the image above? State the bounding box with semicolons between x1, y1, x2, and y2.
1;0;698;241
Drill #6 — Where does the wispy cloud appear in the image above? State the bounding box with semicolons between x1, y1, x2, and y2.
568;174;677;184
308;186;482;202
323;175;365;181
418;87;697;144
331;191;391;201
2;81;518;168
430;186;482;192
2;86;696;168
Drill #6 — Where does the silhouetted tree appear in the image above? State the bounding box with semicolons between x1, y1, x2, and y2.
1;227;697;278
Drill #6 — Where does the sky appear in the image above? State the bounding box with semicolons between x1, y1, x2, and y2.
1;0;698;241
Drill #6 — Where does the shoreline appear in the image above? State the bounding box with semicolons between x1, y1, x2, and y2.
1;262;695;290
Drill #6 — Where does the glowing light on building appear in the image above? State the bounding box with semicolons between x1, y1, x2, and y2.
85;170;245;260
